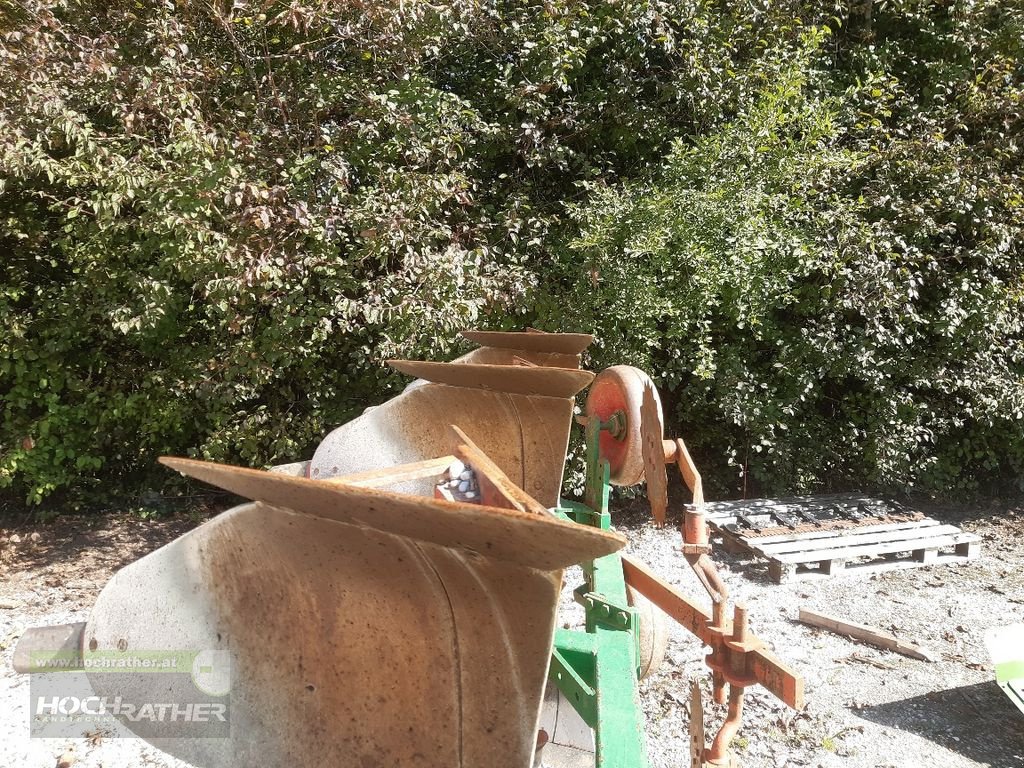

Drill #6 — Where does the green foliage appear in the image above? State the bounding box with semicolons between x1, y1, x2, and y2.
1;0;1022;505
1;0;533;503
539;10;1024;495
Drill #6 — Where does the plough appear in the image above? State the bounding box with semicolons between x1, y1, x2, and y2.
14;330;803;767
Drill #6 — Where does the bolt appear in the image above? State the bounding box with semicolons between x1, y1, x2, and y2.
733;604;748;643
712;600;726;629
604;411;627;439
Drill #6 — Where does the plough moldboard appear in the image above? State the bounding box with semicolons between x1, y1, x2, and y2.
14;330;803;768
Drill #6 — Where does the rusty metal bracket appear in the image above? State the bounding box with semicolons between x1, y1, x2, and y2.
621;553;804;766
620;556;804;710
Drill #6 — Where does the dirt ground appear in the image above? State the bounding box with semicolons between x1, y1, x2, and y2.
623;499;1024;768
1;497;1022;768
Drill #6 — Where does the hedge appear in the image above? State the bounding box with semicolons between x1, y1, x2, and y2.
1;0;1021;506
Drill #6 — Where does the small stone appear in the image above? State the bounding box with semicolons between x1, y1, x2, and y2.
465;491;477;499
30;532;41;543
459;470;473;481
448;479;460;489
458;481;470;493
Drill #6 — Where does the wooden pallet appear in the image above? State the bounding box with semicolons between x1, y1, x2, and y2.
705;499;981;584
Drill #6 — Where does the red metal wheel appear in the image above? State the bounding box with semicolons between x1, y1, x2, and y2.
584;365;663;486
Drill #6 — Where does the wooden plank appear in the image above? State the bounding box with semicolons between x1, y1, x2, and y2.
772;531;980;565
620;555;804;709
956;540;981;558
771;550;979;583
797;608;937;662
704;511;737;521
915;548;938;564
725;518;942;546
720;535;751;556
822;558;846;576
448;425;551;516
754;523;963;556
704;493;876;513
388;359;594;398
322;456;454;488
159;457;626;572
769;562;797;584
461;330;594;355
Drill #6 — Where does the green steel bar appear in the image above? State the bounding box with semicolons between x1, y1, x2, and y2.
583;416;611;519
554;626;598;657
546;408;649;767
593;624;648;767
558;499;609;528
550;647;598;728
551;507;573;522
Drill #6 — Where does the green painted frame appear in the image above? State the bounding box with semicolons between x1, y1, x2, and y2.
547;414;649;767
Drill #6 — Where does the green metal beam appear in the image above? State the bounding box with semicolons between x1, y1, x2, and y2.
545;409;649;767
554;626;598;656
594;625;648;767
550;647;598;728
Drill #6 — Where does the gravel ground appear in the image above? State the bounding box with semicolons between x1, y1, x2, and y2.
622;500;1024;768
1;499;1022;768
0;513;203;768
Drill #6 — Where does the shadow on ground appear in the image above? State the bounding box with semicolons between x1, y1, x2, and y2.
0;512;211;582
854;681;1024;768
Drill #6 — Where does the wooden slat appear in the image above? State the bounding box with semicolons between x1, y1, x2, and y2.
753;523;963;556
798;608;937;661
772;531;980;565
778;549;980;581
321;456;454;488
448;425;550;517
726;518;942;546
388;360;594;398
159;457;625;571
704;493;875;513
